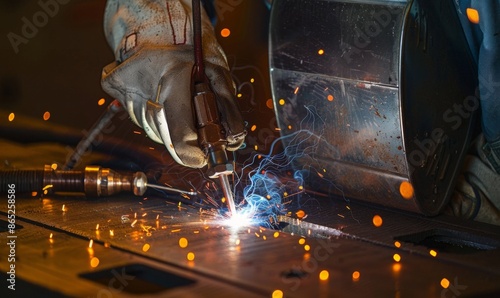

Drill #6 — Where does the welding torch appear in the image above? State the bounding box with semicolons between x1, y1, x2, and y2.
191;0;237;215
0;165;196;197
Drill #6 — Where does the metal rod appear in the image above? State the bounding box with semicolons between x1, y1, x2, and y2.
219;174;237;216
145;183;197;196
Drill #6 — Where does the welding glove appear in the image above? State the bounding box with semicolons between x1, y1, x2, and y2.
101;0;246;168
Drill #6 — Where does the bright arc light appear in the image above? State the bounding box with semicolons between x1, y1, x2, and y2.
224;211;254;229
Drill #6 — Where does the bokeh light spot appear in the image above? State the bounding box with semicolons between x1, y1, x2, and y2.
221;28;231;37
372;215;383;227
399;181;414;199
90;257;99;268
319;270;329;281
466;8;479;24
179;237;188;248
441;278;450;289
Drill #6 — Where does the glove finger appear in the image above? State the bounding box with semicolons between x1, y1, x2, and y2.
126;97;163;144
158;58;207;168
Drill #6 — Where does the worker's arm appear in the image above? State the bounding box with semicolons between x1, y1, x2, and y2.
101;0;246;168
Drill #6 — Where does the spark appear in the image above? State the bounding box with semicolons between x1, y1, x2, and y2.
95;224;99;230
319;270;329;281
298;238;306;245
89;239;93;248
8;113;15;121
109;230;114;237
304;244;311;251
352;271;360;281
179;238;188;248
61;204;66;212
372;215;383;227
187;252;195;261
171;229;181;233
142;243;151;252
392;263;402;273
272;290;284;298
294;87;299;94
296;210;306;219
399;181;414;199
266;98;274;109
98;98;106;106
90;257;100;268
220;28;231;37
394;241;401;248
430;250;438;257
441;278;450;289
393;253;401;262
131;219;138;227
43;111;51;121
318;49;325;55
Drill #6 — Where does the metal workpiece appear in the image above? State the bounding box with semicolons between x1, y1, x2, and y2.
0;165;147;197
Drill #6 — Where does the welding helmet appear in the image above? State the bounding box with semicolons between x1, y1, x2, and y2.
269;0;478;215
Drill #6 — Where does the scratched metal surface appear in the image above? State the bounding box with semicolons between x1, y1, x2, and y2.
1;192;500;297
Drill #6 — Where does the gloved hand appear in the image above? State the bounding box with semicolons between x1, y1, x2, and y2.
101;0;246;168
